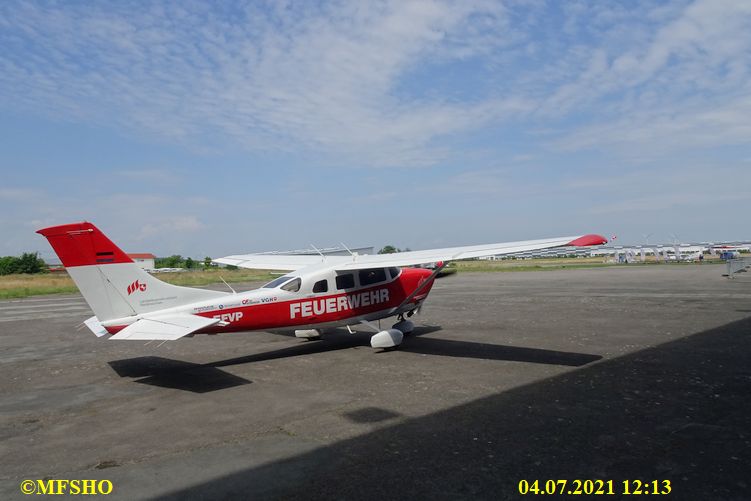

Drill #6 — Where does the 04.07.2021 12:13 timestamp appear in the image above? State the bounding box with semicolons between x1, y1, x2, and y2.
518;479;672;496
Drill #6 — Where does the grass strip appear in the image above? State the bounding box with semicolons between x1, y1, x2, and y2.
0;269;277;299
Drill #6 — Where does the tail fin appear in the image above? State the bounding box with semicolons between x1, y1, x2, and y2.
37;222;227;321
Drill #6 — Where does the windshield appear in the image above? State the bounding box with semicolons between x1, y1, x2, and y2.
281;277;301;292
262;275;293;288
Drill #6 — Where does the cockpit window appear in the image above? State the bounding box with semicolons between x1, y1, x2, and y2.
335;273;355;290
359;268;387;286
281;277;301;292
263;275;293;288
388;267;400;280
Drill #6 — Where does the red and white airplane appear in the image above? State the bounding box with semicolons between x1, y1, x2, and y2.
38;222;607;349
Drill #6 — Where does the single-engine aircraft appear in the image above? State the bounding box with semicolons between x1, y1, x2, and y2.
38;222;607;349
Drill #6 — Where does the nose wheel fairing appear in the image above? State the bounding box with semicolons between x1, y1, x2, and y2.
370;328;404;349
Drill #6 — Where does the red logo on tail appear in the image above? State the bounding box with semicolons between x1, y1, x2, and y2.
127;280;147;295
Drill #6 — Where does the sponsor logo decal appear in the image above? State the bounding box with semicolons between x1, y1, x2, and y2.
290;289;389;319
241;298;249;305
126;280;147;295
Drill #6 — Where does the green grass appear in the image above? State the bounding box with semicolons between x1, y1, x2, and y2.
0;274;80;299
151;268;276;287
0;269;277;299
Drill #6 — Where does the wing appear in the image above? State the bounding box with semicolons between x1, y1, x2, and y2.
334;234;607;270
212;254;338;271
109;314;220;341
217;234;607;272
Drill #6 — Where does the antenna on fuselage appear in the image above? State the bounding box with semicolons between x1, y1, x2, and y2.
219;276;236;294
340;242;359;261
310;244;326;259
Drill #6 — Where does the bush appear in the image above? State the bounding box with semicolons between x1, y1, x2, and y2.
0;252;46;275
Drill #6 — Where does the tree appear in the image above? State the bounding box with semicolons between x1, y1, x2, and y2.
0;256;20;275
185;257;195;269
203;256;213;269
156;255;184;268
17;252;46;274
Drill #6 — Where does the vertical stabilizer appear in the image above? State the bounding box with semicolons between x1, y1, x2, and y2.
37;222;227;321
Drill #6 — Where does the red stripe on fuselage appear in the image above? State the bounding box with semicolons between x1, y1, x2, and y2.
103;268;435;335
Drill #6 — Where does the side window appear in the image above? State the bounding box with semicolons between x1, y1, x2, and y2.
359;268;387;286
313;279;328;293
388;267;400;280
281;277;301;292
335;274;355;290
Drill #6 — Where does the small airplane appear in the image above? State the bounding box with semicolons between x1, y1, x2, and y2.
37;222;607;350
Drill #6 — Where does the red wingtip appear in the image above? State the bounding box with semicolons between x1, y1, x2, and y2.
36;221;133;267
566;234;608;247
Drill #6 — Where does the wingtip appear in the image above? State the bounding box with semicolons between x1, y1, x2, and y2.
566;234;608;247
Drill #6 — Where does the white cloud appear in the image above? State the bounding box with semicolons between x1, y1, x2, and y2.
137;216;206;240
536;0;751;154
0;0;749;175
0;186;212;256
0;0;514;167
556;92;751;154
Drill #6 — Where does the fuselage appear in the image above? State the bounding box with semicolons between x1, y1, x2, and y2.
101;266;435;335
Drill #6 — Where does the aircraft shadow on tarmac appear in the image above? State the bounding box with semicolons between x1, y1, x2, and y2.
107;358;252;394
108;326;601;393
153;316;751;500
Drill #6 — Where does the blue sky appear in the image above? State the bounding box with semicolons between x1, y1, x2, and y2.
1;0;750;260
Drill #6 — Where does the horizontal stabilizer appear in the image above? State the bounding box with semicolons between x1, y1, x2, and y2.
84;316;108;337
109;314;220;341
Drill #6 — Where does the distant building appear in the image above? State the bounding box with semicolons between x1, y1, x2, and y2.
127;253;156;270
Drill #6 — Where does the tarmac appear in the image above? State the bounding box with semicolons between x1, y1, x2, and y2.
1;264;750;500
